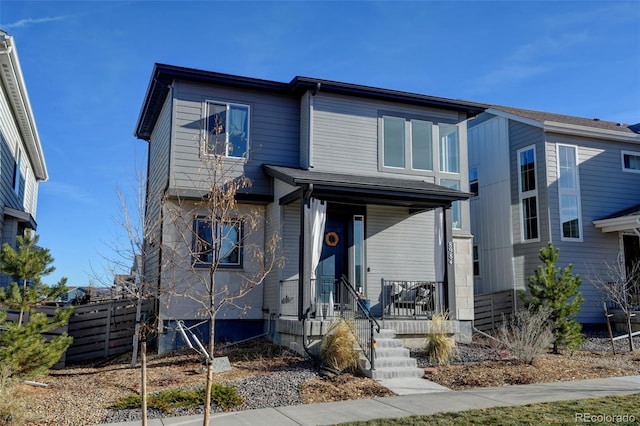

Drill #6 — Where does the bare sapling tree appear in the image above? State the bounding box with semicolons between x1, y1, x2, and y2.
588;253;640;351
161;149;281;425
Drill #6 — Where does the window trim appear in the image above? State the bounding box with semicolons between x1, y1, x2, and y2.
621;150;640;173
205;100;251;159
440;178;461;229
472;245;480;277
193;216;244;268
557;144;583;242
379;113;458;176
517;145;540;243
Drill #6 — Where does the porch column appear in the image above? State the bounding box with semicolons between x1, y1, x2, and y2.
444;205;455;316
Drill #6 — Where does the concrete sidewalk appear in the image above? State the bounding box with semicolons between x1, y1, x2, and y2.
103;375;640;426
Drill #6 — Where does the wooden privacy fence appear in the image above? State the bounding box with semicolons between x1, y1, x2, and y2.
474;289;518;332
5;298;154;367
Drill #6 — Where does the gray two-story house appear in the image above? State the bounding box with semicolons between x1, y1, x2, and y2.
134;64;485;362
469;106;640;326
0;31;48;287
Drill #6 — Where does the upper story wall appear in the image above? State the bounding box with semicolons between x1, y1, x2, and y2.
168;80;300;196
307;91;467;180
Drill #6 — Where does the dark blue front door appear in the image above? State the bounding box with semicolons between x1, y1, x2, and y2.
317;216;346;313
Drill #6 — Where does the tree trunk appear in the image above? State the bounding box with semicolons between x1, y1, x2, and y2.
17;278;28;328
203;270;216;426
141;340;148;426
627;313;635;352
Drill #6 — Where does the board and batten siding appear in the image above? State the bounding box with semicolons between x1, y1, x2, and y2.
543;132;640;323
309;92;463;180
144;94;172;288
468;115;514;294
508;120;548;292
365;205;436;315
169;81;300;196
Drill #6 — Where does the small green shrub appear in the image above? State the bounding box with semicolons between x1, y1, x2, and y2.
425;312;456;366
320;318;359;372
111;383;242;414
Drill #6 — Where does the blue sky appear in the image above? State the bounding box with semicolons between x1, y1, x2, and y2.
0;1;638;288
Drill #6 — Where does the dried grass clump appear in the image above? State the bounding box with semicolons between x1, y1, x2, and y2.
426;312;456;366
320;318;359;373
0;366;24;426
496;306;554;365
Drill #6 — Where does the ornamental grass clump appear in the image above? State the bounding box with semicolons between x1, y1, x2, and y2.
320;318;360;373
496;306;554;365
425;312;456;366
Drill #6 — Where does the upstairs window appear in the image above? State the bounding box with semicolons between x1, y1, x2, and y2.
622;150;640;173
206;101;250;158
439;123;459;173
558;144;582;241
381;116;456;173
440;178;461;229
13;149;21;196
194;217;243;267
469;167;478;196
518;146;539;241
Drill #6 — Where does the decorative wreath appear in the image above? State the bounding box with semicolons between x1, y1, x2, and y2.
324;231;339;247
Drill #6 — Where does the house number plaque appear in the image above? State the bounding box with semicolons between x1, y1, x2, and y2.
447;242;454;265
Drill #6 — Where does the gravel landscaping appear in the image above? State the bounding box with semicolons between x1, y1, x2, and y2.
12;333;640;425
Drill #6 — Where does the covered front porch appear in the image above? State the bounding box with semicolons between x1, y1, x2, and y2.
264;165;474;364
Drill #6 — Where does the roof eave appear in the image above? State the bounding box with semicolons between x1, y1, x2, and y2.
0;32;48;181
543;121;640;143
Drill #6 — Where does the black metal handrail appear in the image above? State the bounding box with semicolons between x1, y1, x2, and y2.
335;275;380;370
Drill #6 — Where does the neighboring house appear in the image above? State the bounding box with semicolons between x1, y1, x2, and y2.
0;32;48;287
468;106;640;325
134;64;486;356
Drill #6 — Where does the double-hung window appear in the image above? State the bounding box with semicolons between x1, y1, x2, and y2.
194;217;243;267
206;101;250;158
382;116;434;170
518;146;539;241
622;150;640;173
557;144;582;241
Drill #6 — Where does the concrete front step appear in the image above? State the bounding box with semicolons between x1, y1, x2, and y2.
362;328;424;381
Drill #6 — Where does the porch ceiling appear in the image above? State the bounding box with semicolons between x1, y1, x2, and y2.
593;203;640;233
264;165;471;209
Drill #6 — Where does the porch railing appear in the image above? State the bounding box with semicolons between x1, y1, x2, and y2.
381;279;444;319
334;275;381;370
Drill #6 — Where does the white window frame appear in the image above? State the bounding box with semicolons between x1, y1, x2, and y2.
440;178;462;229
193;217;243;268
621;150;640;173
205;100;250;159
380;115;456;175
557;144;583;242
517;145;540;243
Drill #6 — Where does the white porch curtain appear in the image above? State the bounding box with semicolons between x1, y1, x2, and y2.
307;198;326;317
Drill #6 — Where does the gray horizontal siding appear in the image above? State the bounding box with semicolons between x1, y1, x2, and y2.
365;205;436;313
169;81;300;196
310;92;461;181
509;121;547;291
543;132;640;323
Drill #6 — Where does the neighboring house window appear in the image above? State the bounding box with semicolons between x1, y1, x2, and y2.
440;178;461;229
473;245;480;276
194;217;243;267
518;146;539;241
439;123;459;173
206;101;250;158
622;150;640;173
13;148;21;195
382;116;434;170
469;167;478;197
557;144;582;241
